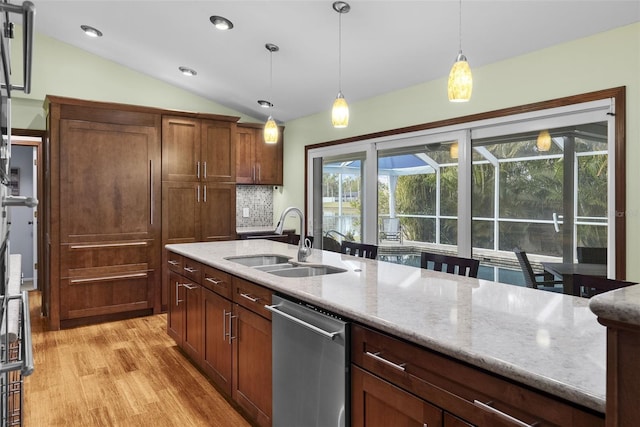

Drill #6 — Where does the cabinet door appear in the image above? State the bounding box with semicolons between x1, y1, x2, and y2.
254;129;283;185
444;413;474;427
162;181;201;244
201;183;236;242
351;365;443;427
59;119;160;243
162;116;201;181
182;282;203;365
202;288;233;395
201;119;235;182
167;271;185;344
236;126;256;184
232;304;272;427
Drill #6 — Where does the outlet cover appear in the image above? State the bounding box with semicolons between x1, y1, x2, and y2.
242;207;250;217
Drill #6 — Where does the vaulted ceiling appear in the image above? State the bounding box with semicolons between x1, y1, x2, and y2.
32;1;640;123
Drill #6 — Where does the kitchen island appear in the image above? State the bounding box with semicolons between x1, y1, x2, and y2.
166;239;609;426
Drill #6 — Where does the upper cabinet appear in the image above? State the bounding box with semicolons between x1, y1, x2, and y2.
236;123;283;185
162;115;236;183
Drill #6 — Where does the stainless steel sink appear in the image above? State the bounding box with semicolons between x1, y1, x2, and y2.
254;263;296;272
268;265;347;277
225;254;292;267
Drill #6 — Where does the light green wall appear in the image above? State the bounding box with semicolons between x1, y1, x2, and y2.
10;30;260;130
277;22;640;279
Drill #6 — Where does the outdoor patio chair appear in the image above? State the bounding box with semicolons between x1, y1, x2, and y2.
379;218;402;243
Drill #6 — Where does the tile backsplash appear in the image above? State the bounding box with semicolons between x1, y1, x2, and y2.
236;185;274;227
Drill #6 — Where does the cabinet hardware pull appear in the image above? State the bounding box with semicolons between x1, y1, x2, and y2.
205;277;223;285
365;351;406;372
257;164;261;182
167;260;179;266
70;241;147;250
229;312;237;341
204;185;207;203
223;309;228;341
240;293;259;303
70;272;148;284
149;159;154;225
182;283;197;290
196;161;201;179
252;165;255;181
176;281;183;306
473;400;536;427
196;185;200;203
203;161;207;179
184;266;198;273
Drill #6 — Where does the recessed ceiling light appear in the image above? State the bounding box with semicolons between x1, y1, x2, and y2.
209;15;234;30
257;100;273;108
80;25;103;38
179;66;197;77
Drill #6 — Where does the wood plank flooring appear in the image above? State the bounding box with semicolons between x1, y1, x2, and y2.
24;291;251;427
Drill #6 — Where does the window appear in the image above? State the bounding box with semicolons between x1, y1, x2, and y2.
305;88;625;282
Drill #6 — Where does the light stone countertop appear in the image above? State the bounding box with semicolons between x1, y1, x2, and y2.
590;284;640;327
166;239;610;413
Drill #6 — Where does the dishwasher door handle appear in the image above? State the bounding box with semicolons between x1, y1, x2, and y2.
265;304;341;340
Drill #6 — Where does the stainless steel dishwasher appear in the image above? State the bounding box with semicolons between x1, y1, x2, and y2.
265;294;349;427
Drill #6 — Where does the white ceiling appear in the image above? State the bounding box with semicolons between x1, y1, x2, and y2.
29;0;640;123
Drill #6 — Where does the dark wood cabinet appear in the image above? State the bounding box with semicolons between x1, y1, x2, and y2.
236;123;283;185
352;364;443;427
161;114;238;310
351;324;604;427
44;96;161;330
166;251;272;427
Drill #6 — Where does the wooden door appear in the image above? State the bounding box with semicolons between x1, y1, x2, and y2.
162;116;201;182
232;304;272;427
167;271;185;345
236;126;256;184
202;288;233;395
351;365;443;427
182;282;203;365
200;183;236;242
59;119;160;243
254;128;283;185
201;119;235;183
162;181;201;244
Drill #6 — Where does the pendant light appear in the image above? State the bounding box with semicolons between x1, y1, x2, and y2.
536;130;552;152
332;1;350;128
448;0;472;102
263;43;279;144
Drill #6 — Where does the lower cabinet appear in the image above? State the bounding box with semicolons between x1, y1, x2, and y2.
167;252;272;427
351;324;604;427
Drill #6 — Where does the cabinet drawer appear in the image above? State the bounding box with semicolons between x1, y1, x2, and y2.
232;277;272;320
61;240;155;275
202;265;232;299
167;252;183;273
182;257;203;284
351;324;604;427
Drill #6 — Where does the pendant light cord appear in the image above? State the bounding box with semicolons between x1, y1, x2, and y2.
269;48;273;103
458;0;463;52
338;10;342;92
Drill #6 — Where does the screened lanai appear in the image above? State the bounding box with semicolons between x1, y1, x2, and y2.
319;121;609;286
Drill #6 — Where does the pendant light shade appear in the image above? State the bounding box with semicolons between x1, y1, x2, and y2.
332;91;349;128
448;0;472;102
264;116;279;144
263;43;280;144
536;130;551;152
332;1;350;128
448;52;472;102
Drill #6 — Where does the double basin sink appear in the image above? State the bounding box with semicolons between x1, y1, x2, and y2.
225;254;347;278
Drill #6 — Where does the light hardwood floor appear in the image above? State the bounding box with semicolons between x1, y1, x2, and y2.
24;291;251;427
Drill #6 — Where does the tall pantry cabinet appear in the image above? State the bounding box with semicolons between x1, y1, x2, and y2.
44;96;162;330
44;96;241;329
160;114;239;310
